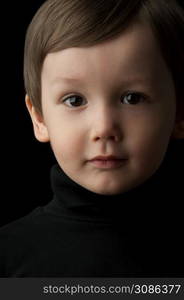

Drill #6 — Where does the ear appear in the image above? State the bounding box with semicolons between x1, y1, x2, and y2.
171;120;184;139
25;94;50;142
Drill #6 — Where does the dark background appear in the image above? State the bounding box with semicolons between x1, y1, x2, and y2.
1;1;56;227
1;0;184;228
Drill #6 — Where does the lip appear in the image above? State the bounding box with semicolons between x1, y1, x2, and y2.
88;155;127;169
90;155;124;161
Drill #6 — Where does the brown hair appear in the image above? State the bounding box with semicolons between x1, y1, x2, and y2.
24;0;184;118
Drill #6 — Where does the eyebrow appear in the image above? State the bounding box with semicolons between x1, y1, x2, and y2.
52;76;153;85
52;77;86;84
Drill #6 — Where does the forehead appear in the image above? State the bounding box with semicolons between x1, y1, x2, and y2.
42;19;172;88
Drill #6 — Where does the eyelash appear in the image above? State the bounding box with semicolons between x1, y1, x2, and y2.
62;91;148;108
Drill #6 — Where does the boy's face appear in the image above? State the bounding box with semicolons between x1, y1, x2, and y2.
27;19;177;195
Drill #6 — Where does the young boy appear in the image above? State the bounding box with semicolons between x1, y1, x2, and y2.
0;0;184;277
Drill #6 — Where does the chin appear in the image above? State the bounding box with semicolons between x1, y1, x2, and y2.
88;183;128;196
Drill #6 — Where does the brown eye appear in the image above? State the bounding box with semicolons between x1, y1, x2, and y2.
63;95;86;107
122;92;146;105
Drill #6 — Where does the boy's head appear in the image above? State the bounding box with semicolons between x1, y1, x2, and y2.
24;0;184;195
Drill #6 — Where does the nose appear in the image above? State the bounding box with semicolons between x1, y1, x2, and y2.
91;105;122;142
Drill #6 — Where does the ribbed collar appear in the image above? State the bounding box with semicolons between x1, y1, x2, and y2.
44;163;157;224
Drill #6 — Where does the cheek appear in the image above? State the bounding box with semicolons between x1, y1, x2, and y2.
49;124;85;162
130;109;175;169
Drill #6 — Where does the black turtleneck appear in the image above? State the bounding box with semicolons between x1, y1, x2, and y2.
0;164;183;277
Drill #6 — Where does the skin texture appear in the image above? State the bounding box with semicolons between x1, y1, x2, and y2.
26;19;183;195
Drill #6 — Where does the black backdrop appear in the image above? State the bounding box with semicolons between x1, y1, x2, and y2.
1;1;56;227
1;0;184;228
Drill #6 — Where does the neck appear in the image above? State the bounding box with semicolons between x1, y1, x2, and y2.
47;163;158;223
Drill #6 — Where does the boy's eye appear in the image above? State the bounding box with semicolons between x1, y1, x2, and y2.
62;92;146;108
62;95;86;107
122;92;146;105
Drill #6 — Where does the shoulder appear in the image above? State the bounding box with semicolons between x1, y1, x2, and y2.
0;207;45;275
0;203;57;246
0;207;45;248
0;206;43;237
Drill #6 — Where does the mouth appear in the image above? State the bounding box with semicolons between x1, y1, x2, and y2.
88;158;127;169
